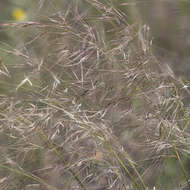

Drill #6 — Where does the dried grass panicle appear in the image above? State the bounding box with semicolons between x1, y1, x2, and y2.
0;1;190;190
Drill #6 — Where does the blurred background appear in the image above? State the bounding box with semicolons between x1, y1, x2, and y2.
136;0;190;81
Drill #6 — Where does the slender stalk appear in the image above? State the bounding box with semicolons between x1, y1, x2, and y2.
105;140;148;190
39;130;87;190
0;164;58;190
173;146;190;188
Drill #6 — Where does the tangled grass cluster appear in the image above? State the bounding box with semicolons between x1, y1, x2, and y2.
0;1;190;190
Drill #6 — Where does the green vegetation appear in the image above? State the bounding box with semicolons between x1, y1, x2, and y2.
0;0;190;190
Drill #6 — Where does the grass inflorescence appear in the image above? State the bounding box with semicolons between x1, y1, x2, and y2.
0;1;190;190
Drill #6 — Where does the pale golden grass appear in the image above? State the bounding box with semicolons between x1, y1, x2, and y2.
0;1;190;190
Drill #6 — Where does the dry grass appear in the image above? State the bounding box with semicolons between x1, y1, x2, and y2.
0;1;190;190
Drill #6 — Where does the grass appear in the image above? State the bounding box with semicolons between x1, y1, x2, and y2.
0;0;190;190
